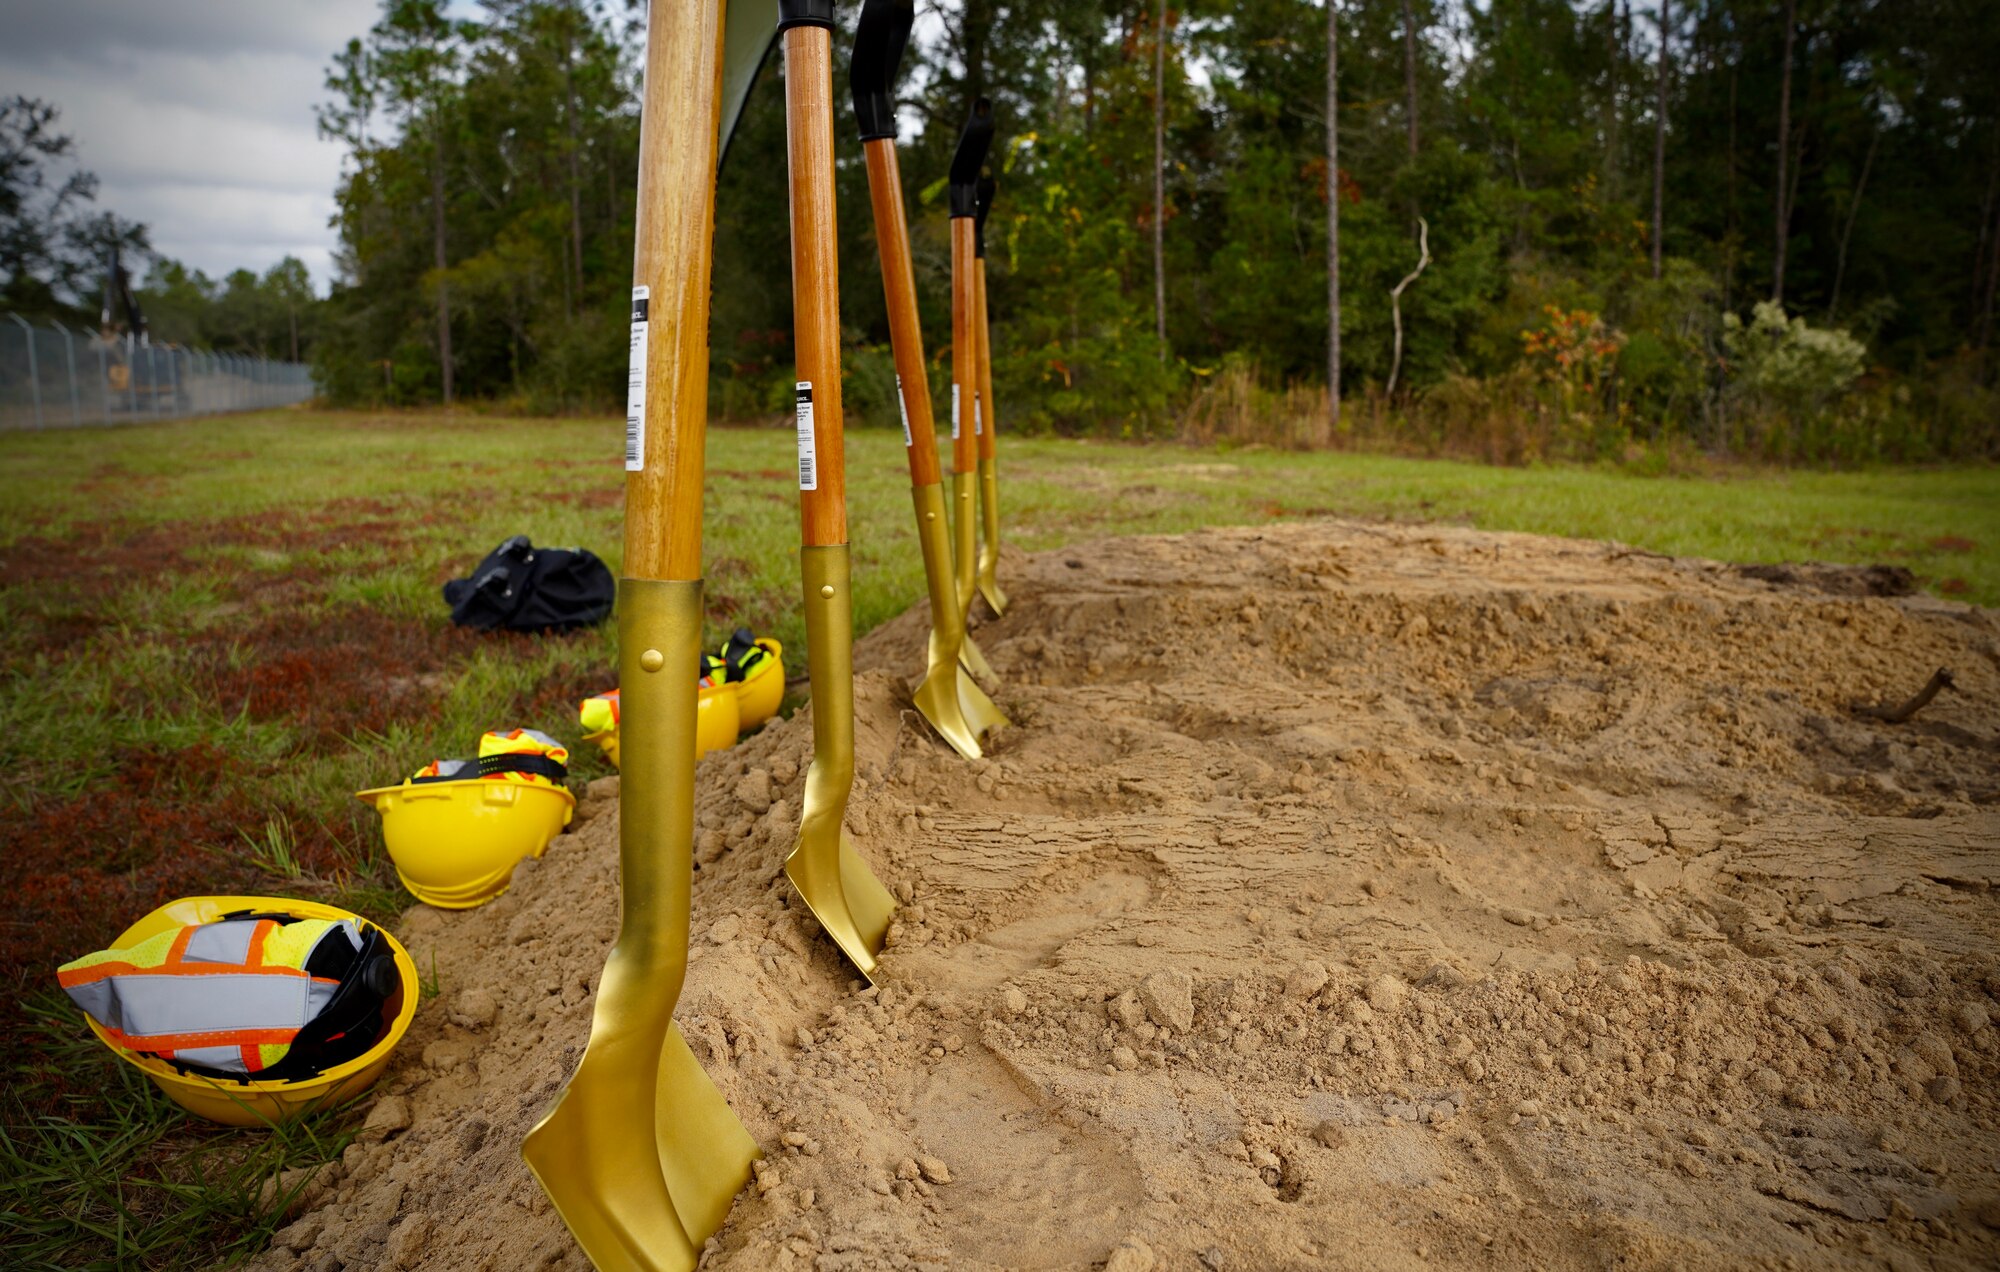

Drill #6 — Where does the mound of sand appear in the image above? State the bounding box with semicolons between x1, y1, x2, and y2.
252;521;2000;1271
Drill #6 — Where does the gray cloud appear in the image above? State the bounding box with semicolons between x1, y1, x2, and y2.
0;0;407;293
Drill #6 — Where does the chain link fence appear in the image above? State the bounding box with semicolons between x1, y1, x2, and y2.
1;315;315;430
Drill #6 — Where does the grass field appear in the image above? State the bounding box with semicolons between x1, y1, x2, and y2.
0;407;1994;1264
3;409;1994;953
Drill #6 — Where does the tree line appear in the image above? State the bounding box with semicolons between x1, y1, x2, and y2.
50;1;2000;461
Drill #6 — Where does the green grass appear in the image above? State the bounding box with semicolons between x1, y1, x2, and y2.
0;407;1993;1267
4;409;1994;602
0;992;355;1269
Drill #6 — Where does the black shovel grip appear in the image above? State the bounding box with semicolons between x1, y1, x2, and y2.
851;0;913;141
777;0;835;32
975;173;997;258
949;98;994;219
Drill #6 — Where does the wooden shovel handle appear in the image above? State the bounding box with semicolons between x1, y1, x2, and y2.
864;139;944;487
623;3;725;582
950;217;978;476
975;258;998;462
785;24;847;547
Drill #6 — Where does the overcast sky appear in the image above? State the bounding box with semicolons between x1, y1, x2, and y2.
0;0;479;295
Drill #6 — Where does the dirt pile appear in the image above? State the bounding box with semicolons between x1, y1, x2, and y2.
252;520;2000;1271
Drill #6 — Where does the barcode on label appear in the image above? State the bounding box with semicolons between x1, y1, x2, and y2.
951;384;961;441
795;382;818;491
896;375;913;448
625;288;650;472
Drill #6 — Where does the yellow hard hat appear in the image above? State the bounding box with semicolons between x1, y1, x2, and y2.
731;637;785;731
356;777;575;909
79;896;418;1128
581;680;742;769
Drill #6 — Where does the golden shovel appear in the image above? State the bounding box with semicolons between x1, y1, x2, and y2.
778;0;897;983
521;4;767;1268
851;0;1007;760
972;171;1010;618
948;99;1003;683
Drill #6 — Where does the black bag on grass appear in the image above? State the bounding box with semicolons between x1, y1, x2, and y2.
443;535;614;633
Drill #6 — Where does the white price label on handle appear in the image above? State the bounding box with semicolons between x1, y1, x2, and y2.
795;382;819;491
624;288;649;472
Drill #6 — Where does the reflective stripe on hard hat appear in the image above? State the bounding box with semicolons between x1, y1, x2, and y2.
476;728;570;788
58;918;359;1077
67;971;335;1049
720;628;777;684
185;918;260;965
580;690;621;737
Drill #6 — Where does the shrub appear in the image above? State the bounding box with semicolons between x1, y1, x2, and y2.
1722;302;1866;413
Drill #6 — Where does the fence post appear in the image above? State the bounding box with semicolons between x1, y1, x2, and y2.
94;339;107;425
51;321;81;427
8;314;44;429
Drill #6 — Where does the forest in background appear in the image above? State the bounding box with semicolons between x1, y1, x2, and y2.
29;0;2000;463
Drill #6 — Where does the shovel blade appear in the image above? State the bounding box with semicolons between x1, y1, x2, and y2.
913;656;983;760
785;829;896;984
522;581;760;1272
523;1021;756;1272
957;663;1010;738
655;1023;761;1244
975;571;1009;618
958;627;997;682
975;458;1008;616
789;545;898;981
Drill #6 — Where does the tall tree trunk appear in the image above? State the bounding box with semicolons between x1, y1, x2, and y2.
1651;0;1670;279
1326;0;1340;439
1401;0;1420;158
1982;155;2000;360
1828;126;1878;319
432;116;453;406
1153;0;1168;361
1724;58;1737;308
1603;0;1621;193
1974;146;1997;317
1773;0;1797;305
563;3;584;320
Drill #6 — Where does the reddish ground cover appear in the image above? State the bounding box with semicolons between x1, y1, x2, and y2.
0;498;610;1019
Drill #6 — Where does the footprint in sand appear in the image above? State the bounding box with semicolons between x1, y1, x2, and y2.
910;1044;1143;1268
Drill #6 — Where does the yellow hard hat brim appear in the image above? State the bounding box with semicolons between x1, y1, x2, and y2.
81;896;420;1128
356;779;576;910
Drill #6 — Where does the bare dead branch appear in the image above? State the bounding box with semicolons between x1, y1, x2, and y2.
1386;215;1431;399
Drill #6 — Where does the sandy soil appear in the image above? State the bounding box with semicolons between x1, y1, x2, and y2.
252;520;2000;1271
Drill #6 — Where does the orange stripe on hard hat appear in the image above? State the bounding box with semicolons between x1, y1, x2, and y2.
103;1026;303;1051
244;920;274;969
57;961;331;989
